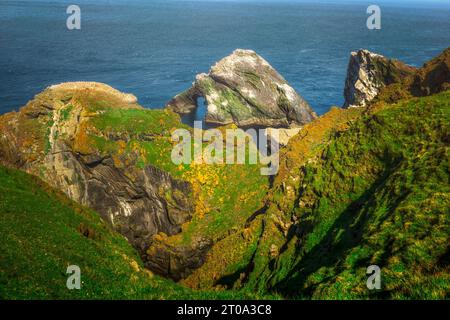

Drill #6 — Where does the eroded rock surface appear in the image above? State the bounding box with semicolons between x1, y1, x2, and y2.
167;49;317;127
343;49;416;108
409;47;450;96
0;82;194;253
146;234;213;281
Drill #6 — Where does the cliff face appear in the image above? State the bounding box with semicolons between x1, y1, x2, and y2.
410;47;450;96
181;49;450;298
369;47;450;105
244;91;450;299
343;49;416;108
0;165;180;299
0;82;194;253
0;81;269;282
167;49;317;127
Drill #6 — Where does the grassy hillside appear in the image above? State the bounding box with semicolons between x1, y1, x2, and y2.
0;165;267;299
245;91;450;299
71;89;269;282
0;83;269;288
1;80;448;300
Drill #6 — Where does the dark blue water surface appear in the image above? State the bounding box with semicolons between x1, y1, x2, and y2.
1;0;449;116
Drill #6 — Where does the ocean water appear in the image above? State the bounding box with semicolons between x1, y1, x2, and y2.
1;0;449;118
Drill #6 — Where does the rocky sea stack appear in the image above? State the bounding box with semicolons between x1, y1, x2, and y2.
343;49;416;108
167;49;317;127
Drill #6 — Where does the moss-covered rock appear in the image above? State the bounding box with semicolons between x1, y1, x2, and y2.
0;82;195;259
167;49;317;128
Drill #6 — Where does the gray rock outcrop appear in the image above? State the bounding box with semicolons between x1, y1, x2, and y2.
343;49;416;108
167;49;317;127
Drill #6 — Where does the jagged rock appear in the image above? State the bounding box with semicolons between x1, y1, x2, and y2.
0;82;194;254
410;47;450;96
343;49;416;108
167;49;317;127
145;235;213;281
368;47;450;104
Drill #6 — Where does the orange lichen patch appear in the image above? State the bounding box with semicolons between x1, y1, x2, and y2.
0;108;51;166
117;140;127;155
72;121;95;155
0;112;17;131
182;162;221;219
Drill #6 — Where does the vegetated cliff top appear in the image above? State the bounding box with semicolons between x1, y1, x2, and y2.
409;46;450;96
48;81;138;104
369;46;450;106
243;90;449;299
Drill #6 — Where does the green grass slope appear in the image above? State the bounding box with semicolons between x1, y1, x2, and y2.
247;91;450;299
0;83;269;290
0;165;266;299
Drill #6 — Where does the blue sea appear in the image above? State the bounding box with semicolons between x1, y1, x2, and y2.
1;0;449;117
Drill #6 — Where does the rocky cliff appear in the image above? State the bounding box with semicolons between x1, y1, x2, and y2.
244;90;450;299
0;81;269;282
1;48;449;299
409;47;450;96
0;82;194;254
343;49;416;108
370;47;450;105
167;49;317;127
178;48;450;298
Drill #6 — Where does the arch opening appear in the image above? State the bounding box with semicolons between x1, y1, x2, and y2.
181;96;212;128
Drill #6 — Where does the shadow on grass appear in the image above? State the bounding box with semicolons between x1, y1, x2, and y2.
271;154;409;298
